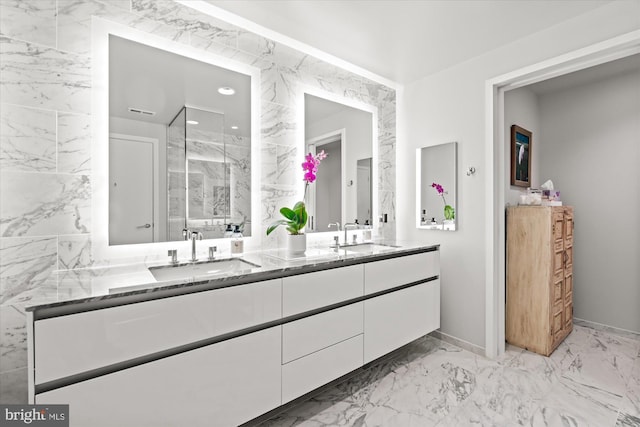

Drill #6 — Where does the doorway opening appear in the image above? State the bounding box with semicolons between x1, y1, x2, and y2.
485;30;640;358
109;133;160;245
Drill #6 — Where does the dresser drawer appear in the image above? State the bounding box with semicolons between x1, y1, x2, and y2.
282;334;363;404
282;265;363;316
34;279;282;384
364;251;439;294
282;303;363;363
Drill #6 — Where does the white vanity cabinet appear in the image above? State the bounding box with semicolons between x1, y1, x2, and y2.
282;334;364;403
282;264;363;316
363;251;441;363
282;303;363;364
34;278;282;385
364;251;439;294
29;247;440;427
281;266;365;403
364;280;440;363
36;327;281;427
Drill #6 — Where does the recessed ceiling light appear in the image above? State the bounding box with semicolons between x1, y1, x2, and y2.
186;120;199;125
218;86;235;96
230;125;239;130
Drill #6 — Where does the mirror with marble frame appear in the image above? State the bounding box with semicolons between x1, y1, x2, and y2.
416;142;458;231
303;93;376;232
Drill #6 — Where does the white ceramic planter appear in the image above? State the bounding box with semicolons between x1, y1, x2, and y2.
286;234;307;256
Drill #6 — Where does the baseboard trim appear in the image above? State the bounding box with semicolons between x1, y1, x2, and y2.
574;317;640;339
428;330;485;357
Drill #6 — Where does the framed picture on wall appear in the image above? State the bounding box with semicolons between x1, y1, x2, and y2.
511;124;532;187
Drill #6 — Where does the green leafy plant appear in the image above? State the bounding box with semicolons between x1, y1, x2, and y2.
444;204;455;221
432;182;455;221
266;201;308;235
266;151;326;236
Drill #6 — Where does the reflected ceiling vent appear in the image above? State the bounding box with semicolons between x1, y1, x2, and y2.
127;107;156;116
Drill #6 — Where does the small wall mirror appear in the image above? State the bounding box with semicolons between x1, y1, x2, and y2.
416;142;457;231
108;35;252;245
304;94;374;231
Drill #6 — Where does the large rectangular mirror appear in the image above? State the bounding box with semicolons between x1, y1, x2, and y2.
304;93;375;231
416;142;457;231
108;35;252;245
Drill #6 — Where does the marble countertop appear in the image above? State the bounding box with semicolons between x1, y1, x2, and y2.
27;240;439;314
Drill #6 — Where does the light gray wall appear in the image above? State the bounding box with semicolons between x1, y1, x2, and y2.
538;69;640;333
504;88;541;206
398;0;640;349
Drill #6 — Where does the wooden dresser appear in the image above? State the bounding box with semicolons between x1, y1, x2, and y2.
506;206;574;356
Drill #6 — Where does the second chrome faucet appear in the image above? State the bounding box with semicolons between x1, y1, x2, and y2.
327;221;359;245
343;223;359;245
190;231;202;262
328;222;341;246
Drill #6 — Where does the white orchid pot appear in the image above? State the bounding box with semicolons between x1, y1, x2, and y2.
286;234;307;256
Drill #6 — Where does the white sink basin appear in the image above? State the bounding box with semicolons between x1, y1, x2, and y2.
149;258;260;281
268;247;340;261
337;243;399;255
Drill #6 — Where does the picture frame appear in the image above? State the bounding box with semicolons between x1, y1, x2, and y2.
510;124;532;187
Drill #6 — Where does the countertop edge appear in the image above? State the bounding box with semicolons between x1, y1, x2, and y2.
29;244;439;319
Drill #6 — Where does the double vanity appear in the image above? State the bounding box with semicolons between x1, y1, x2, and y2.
27;242;440;427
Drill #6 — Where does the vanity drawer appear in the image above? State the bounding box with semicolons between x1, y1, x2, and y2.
34;279;282;385
282;265;363;316
37;326;282;427
282;334;363;404
364;280;440;364
364;251;439;294
282;303;363;363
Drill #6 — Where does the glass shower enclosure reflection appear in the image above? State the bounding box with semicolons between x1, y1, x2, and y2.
167;106;248;240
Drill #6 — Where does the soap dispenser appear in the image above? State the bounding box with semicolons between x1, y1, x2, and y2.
230;225;244;255
224;224;234;238
363;219;372;242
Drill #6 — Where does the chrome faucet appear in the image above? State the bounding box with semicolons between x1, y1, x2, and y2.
343;223;358;245
208;246;217;261
328;222;341;247
167;249;178;264
190;231;202;262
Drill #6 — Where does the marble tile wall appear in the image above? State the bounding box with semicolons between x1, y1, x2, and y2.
0;0;396;402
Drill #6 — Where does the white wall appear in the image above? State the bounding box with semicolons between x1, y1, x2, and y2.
538;69;640;333
399;1;640;348
504;88;540;206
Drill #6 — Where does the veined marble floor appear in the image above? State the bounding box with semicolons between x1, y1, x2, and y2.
256;325;640;427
